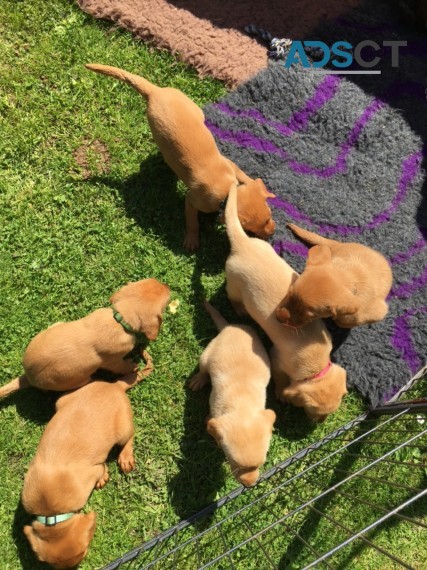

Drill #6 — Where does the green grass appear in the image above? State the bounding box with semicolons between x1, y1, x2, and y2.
0;1;425;569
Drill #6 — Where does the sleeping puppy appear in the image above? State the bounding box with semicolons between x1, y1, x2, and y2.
189;300;275;486
22;372;144;569
276;224;393;328
85;64;276;251
0;279;170;398
225;184;347;422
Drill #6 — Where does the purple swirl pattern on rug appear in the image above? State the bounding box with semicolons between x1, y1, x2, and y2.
204;14;427;405
391;308;427;374
269;152;423;236
206;98;385;179
389;266;427;300
213;76;342;137
389;237;426;265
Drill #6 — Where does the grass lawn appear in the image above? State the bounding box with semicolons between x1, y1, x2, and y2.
0;1;425;569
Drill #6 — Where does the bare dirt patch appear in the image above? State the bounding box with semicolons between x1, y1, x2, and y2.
73;138;111;179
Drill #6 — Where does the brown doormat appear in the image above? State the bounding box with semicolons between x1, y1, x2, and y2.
76;0;360;87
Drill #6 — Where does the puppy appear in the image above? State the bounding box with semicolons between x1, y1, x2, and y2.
225;185;347;422
0;279;170;398
276;224;393;328
189;300;275;486
22;372;143;569
85;64;276;251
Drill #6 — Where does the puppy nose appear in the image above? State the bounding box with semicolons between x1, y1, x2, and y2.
239;471;259;487
314;414;328;423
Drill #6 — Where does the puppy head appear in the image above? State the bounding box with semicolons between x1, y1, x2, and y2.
281;365;347;422
276;246;357;327
24;512;96;569
207;410;276;487
236;179;276;239
110;278;171;340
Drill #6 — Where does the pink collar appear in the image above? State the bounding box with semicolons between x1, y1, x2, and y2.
303;361;332;382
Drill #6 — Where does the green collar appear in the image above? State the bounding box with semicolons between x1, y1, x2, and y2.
112;308;149;352
112;308;138;334
36;513;75;526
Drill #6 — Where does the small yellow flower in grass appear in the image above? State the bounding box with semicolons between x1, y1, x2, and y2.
168;299;180;314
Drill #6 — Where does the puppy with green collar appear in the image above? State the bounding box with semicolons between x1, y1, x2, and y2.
22;373;144;568
0;279;170;398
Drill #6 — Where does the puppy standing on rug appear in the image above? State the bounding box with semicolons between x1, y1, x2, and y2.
189;301;275;487
22;372;144;569
276;224;393;328
85;64;276;251
0;279;170;398
224;184;347;422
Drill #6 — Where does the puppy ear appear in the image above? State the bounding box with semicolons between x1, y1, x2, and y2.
263;409;276;427
80;511;97;543
306;245;332;266
24;525;43;560
283;387;306;407
207;418;224;443
337;303;358;316
255;179;276;199
333;292;359;318
144;314;163;341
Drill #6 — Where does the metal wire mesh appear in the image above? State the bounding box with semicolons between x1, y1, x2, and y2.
103;370;427;570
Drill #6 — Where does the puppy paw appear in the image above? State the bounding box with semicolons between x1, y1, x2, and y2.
118;452;135;474
189;372;209;391
96;466;109;489
183;232;199;252
139;350;154;378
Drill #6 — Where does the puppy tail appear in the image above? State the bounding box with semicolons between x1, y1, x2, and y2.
287;223;338;247
203;300;228;331
225;182;248;250
85;64;156;98
0;375;29;399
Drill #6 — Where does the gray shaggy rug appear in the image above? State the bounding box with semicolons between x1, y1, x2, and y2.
204;1;427;407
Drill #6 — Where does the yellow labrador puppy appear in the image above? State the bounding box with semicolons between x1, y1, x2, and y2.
189;301;275;486
225;184;347;422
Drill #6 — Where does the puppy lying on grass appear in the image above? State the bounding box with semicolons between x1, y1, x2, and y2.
22;372;145;569
189;300;275;487
0;279;170;398
225;185;347;422
276;224;393;328
85;64;276;251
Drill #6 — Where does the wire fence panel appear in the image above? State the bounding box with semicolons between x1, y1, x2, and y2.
103;372;427;570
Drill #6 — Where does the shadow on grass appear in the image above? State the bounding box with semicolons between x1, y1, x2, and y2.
12;501;51;570
277;417;426;569
276;420;370;569
89;152;230;263
333;476;427;570
166;363;227;523
0;388;57;425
